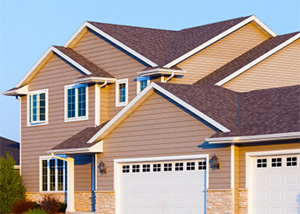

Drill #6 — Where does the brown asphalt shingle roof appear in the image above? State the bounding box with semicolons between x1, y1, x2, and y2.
88;16;251;66
194;32;299;86
51;121;109;150
54;46;114;78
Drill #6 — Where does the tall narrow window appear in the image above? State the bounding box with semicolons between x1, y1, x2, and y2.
27;89;48;126
40;157;67;192
136;77;150;94
65;85;88;122
116;79;128;107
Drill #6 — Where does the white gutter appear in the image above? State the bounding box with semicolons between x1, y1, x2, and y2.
2;85;28;96
47;140;104;154
207;132;300;144
74;77;116;84
138;68;186;76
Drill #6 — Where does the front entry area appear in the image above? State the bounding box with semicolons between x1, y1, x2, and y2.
116;157;207;214
251;154;300;214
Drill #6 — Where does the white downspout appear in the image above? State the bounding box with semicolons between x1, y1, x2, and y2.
164;72;175;82
99;80;108;88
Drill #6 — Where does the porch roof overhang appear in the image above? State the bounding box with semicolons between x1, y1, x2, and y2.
137;67;186;77
74;76;117;84
2;85;28;96
206;131;300;144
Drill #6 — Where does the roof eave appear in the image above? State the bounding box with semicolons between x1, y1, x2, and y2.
74;77;117;84
206;131;300;144
2;85;28;96
138;68;186;76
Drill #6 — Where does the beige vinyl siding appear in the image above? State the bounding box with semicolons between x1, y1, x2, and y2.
238;141;300;188
223;39;300;92
73;31;146;119
21;55;95;192
170;23;268;84
96;92;231;191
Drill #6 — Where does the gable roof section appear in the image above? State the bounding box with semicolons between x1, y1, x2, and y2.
14;46;113;88
195;32;300;86
0;136;20;165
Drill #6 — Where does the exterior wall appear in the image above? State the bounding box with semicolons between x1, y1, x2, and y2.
238;188;248;214
21;54;95;192
223;39;300;92
170;23;268;85
95;191;115;214
73;30;146;120
206;189;233;214
97;92;231;191
238;140;300;188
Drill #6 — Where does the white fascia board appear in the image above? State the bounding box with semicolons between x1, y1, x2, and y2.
85;22;157;67
64;21;88;47
137;68;186;76
216;32;300;86
88;82;230;143
74;77;117;84
207;131;300;144
2;85;28;96
47;140;103;154
15;46;94;88
164;15;277;68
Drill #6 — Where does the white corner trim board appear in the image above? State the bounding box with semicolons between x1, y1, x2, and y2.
87;82;230;144
215;32;300;86
65;21;158;67
163;15;277;68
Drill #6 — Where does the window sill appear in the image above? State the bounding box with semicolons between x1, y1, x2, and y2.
116;102;127;107
27;122;48;127
65;116;88;122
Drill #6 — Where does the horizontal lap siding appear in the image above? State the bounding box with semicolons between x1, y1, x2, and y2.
238;142;300;188
21;55;95;192
170;23;268;85
97;93;231;191
73;31;146;120
224;39;300;92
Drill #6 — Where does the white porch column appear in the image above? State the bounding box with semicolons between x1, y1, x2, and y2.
66;155;75;212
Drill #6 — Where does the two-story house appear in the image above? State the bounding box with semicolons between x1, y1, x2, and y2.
3;15;300;214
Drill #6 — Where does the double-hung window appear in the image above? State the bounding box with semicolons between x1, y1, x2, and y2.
116;79;128;107
40;156;67;192
27;89;48;126
65;84;88;122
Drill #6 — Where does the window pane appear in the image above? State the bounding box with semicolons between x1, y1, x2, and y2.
42;160;48;191
39;93;46;121
119;83;126;103
49;159;55;191
140;80;148;92
32;94;38;122
77;87;86;117
57;160;64;191
67;89;76;118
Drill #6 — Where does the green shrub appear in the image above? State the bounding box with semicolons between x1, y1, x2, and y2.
11;199;36;213
0;153;26;213
58;202;67;213
39;195;60;214
26;208;47;214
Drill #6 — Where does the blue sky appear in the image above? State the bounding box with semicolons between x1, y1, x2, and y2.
0;0;299;142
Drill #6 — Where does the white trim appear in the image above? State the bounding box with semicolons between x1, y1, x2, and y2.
216;32;300;86
2;85;28;96
88;82;230;144
164;15;276;68
65;21;157;67
64;84;89;122
95;84;100;126
115;79;128;107
207;131;300;144
245;149;300;214
231;145;235;213
137;68;186;76
136;79;150;94
27;89;49;127
114;154;209;214
48;140;103;154
74;77;117;84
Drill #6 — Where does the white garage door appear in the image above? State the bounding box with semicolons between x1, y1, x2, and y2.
119;159;207;214
253;154;300;214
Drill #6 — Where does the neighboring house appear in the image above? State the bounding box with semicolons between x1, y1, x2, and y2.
0;136;20;168
3;15;300;214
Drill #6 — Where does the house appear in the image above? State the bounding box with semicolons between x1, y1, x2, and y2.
3;15;300;214
0;136;20;169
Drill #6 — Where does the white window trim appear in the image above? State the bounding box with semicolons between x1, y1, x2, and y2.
64;84;89;122
39;156;66;193
115;79;128;107
27;89;49;127
136;79;150;95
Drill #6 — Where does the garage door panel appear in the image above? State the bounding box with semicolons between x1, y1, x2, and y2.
252;154;300;214
119;159;206;214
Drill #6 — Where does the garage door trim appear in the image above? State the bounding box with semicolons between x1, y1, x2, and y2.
114;154;209;214
246;149;300;214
